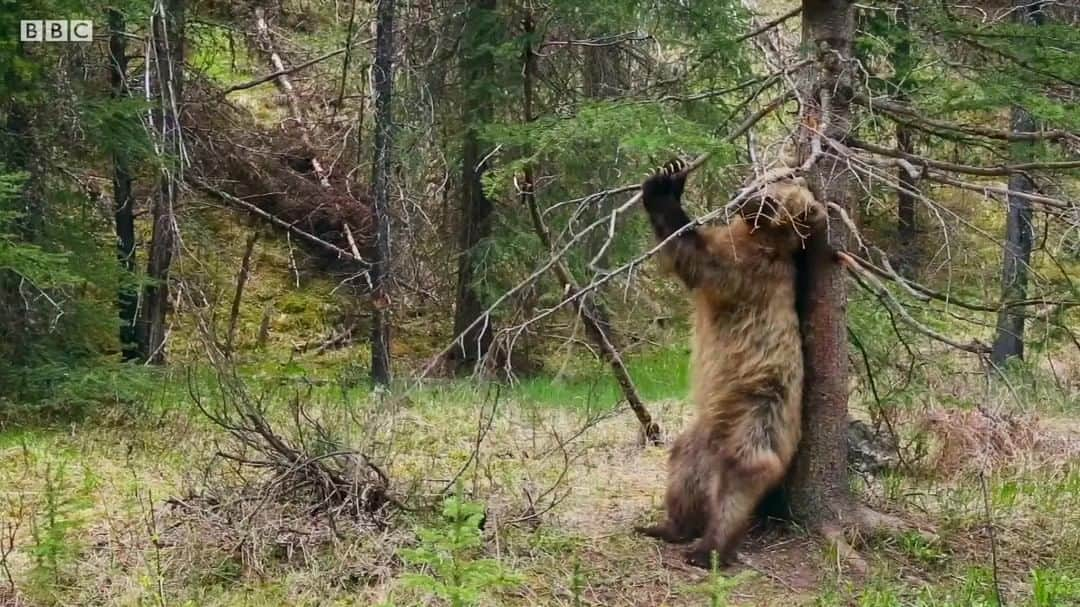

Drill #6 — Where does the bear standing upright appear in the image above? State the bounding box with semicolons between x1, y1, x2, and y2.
635;159;824;567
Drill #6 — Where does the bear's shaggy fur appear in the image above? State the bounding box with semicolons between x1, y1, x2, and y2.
635;159;824;567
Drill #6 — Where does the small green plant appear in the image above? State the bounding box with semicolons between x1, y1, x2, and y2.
687;556;752;607
569;558;585;607
399;496;521;607
898;531;948;565
28;461;92;599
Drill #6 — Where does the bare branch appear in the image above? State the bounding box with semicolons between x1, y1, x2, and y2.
191;179;369;265
855;94;1080;144
840;253;992;354
849;138;1080;177
221;47;350;95
736;5;802;43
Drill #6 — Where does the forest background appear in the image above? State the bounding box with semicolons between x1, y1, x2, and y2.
1;1;1079;605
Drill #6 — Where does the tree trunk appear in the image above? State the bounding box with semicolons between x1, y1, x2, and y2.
449;0;498;371
369;0;396;386
896;122;918;272
991;1;1042;366
787;0;857;527
108;8;139;362
893;1;918;275
138;0;185;364
224;231;258;357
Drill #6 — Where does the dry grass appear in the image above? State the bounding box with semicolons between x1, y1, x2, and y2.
918;407;1080;476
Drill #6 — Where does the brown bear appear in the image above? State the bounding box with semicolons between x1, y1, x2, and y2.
635;159;824;568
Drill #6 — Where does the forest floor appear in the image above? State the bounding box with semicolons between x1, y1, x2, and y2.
1;355;1079;607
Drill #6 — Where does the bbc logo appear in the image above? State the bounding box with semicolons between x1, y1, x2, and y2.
20;20;94;42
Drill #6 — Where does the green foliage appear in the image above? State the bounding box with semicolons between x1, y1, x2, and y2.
0;168;144;414
1030;568;1080;607
189;23;257;84
911;6;1080;129
486;102;736;195
686;560;752;607
78;97;155;168
28;461;93;600
399;496;521;607
0;175;74;287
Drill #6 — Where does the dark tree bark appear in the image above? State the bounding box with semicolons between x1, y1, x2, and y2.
896;122;918;270
224;231;258;357
369;0;396;386
449;0;498;371
108;8;139;361
137;0;185;364
892;1;919;275
787;0;857;531
991;1;1043;366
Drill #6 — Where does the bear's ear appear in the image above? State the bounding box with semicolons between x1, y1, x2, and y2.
802;199;826;224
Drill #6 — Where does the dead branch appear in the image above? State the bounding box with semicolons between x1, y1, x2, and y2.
840;252;992;354
187;367;398;520
736;5;802;43
523;177;661;444
224;231;258;356
855;94;1080;144
849;138;1080;177
922;170;1073;210
518;28;660;443
252;7;331;187
846;251;1079;314
222;47;349;95
191;179;368;265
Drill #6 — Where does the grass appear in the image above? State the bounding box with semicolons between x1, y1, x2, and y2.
1;351;1078;606
511;344;690;409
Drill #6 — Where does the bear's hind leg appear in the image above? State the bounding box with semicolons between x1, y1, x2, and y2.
636;430;708;544
684;448;785;568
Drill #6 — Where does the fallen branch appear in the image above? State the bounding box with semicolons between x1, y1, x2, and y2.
221;47;348;95
523;177;661;444
191;178;368;265
252;7;332;187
